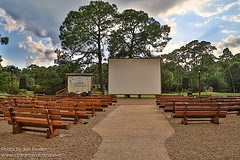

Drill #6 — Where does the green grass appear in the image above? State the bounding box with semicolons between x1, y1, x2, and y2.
162;92;240;97
0;94;9;99
197;92;240;97
115;92;240;98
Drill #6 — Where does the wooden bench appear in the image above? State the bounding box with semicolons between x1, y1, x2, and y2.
227;106;240;115
164;99;240;112
156;95;186;106
46;102;89;123
0;102;4;118
58;98;104;116
4;99;89;124
172;103;228;125
66;95;115;107
66;98;106;110
2;107;70;138
163;98;210;112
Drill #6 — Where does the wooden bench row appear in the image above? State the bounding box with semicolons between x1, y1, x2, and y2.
9;94;117;107
4;100;94;120
2;107;70;139
163;101;240;114
156;96;240;125
171;103;228;125
5;98;106;116
156;95;240;107
0;95;117;138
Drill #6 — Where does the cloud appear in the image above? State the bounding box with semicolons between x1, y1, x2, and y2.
195;17;217;27
216;0;240;14
112;0;214;17
222;29;236;34
0;0;87;44
222;15;240;23
174;0;240;18
0;8;25;33
111;0;240;19
19;36;57;67
109;0;188;17
1;57;13;67
221;35;240;48
213;35;240;56
163;0;214;17
161;40;187;55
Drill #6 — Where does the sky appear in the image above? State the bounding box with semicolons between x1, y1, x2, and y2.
0;0;239;69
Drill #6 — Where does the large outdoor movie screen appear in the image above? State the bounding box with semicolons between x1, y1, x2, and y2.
108;58;161;95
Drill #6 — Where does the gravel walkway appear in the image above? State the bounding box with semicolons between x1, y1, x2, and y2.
92;104;174;160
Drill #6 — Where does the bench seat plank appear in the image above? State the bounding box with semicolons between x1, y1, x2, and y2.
173;111;227;118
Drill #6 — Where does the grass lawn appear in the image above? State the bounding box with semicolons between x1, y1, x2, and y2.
115;92;240;98
197;92;240;97
0;94;8;99
162;92;240;97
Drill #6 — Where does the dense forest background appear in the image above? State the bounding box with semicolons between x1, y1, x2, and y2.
0;1;240;95
1;45;239;95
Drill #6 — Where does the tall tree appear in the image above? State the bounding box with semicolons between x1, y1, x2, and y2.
218;48;235;92
108;9;171;58
59;1;118;94
165;40;217;71
229;62;240;92
163;40;217;92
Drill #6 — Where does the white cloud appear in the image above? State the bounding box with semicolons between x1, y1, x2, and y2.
213;35;240;56
19;36;57;67
222;15;240;23
161;40;187;55
195;21;209;27
158;0;214;17
1;57;13;67
158;0;240;18
222;29;236;34
193;0;240;17
0;8;25;33
216;0;240;14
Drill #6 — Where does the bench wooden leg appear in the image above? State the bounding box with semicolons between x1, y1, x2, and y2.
211;117;219;124
12;124;23;134
92;110;96;117
74;116;82;124
46;128;60;139
181;117;188;125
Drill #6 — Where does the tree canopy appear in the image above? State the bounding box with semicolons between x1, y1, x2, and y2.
0;34;9;45
108;9;171;58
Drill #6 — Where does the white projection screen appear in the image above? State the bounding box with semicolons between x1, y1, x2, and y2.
108;58;161;95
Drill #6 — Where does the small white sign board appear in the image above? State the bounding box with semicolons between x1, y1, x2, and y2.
67;73;93;94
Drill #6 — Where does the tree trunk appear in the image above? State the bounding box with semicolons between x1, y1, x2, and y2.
228;69;235;93
97;54;104;95
97;28;104;95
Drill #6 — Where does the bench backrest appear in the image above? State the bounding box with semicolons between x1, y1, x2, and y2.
3;107;63;126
